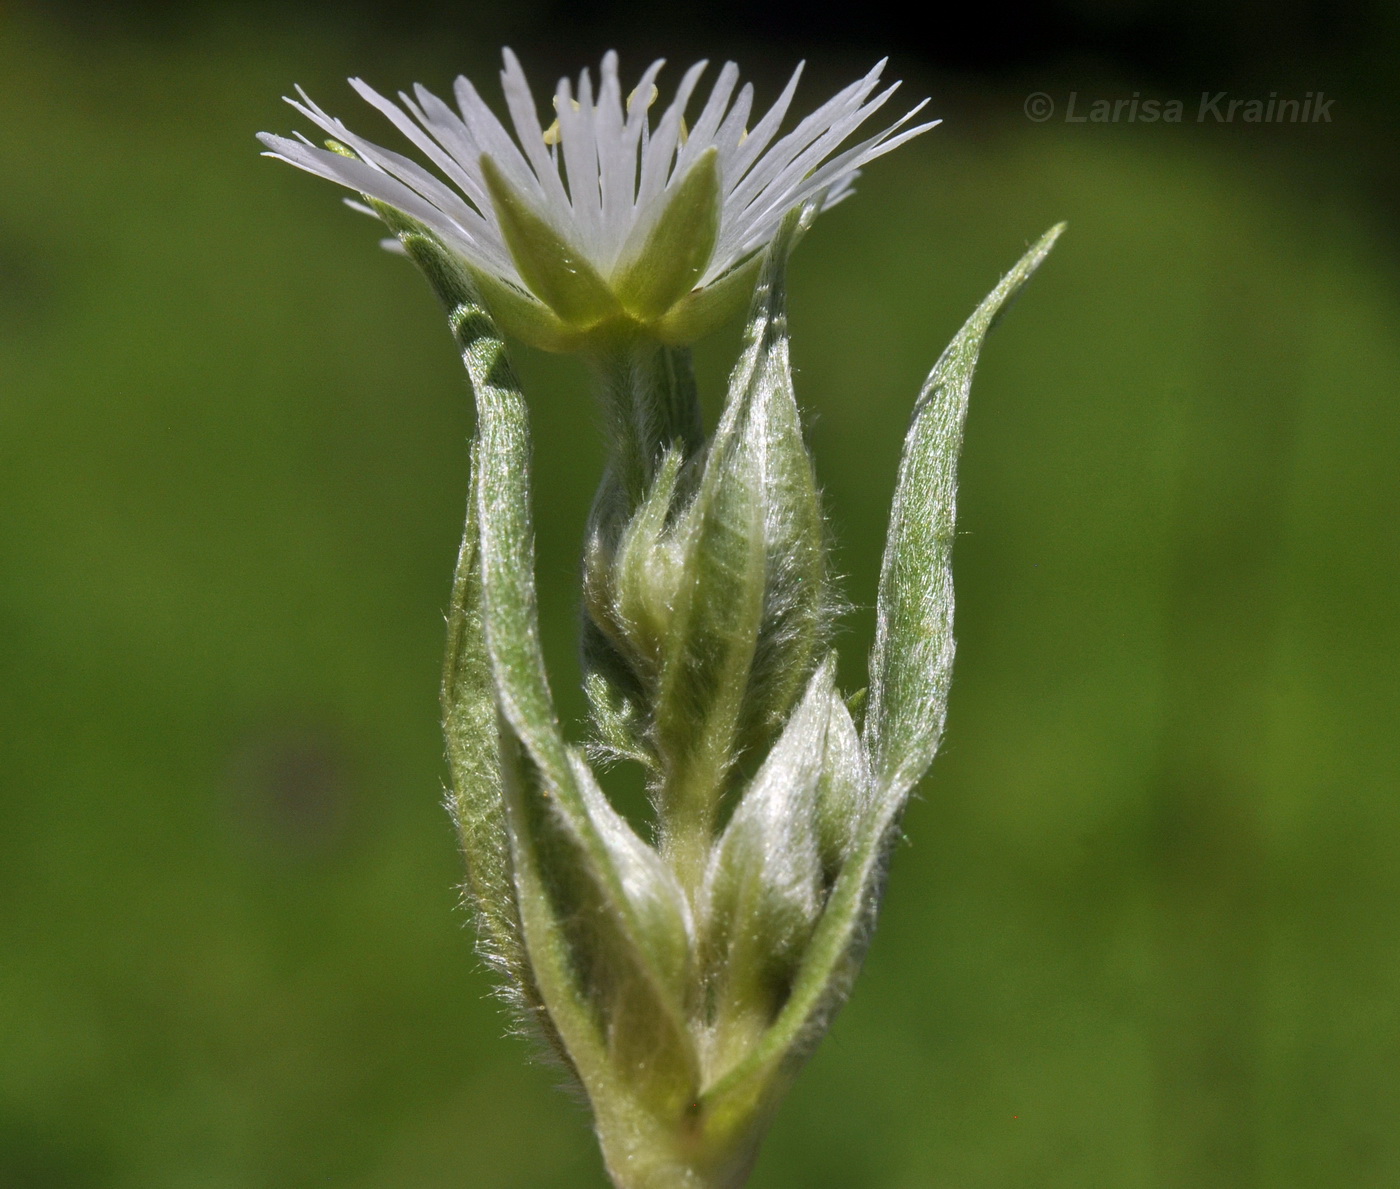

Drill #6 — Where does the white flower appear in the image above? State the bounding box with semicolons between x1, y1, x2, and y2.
260;50;937;350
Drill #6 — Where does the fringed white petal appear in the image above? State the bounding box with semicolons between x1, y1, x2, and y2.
261;50;936;313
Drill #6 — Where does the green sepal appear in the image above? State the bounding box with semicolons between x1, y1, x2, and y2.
614;148;722;323
652;253;763;346
366;181;754;355
865;222;1065;798
647;191;819;348
466;265;589;353
479;153;623;328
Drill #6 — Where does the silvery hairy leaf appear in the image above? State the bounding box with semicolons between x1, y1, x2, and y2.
462;288;700;1114
696;224;1064;1134
389;203;701;1116
440;450;545;1028
865;222;1065;797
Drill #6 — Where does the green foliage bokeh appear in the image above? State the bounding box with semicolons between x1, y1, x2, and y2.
2;10;1398;1186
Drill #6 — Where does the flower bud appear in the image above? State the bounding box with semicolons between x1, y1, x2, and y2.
580;218;828;895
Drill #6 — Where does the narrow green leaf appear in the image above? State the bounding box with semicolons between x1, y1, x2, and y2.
378;206;702;1112
451;283;701;1115
440;445;541;1019
700;224;1065;1133
492;729;599;1055
697;753;894;1135
371;198;566;1062
499;726;695;1108
865;222;1065;798
365;196;479;312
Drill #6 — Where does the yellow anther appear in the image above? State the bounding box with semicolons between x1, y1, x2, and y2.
543;96;583;147
539;87;700;146
626;84;660;112
624;84;686;141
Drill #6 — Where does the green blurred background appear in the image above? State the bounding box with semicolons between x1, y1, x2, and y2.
3;1;1398;1185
